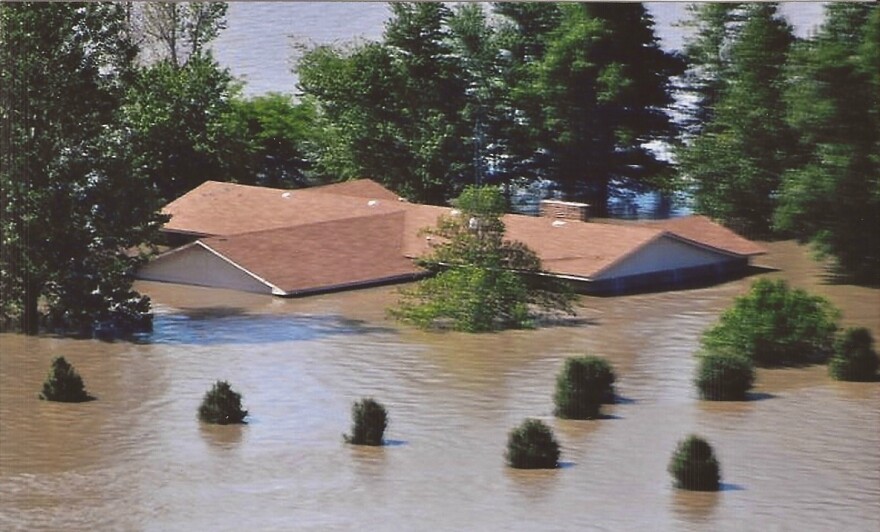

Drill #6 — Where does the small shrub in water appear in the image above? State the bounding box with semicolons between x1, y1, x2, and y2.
39;356;93;402
506;418;560;469
668;435;721;491
345;398;388;446
695;352;755;401
554;356;615;419
829;327;878;382
198;380;248;424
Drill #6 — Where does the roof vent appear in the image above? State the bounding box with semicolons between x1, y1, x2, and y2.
552;220;567;227
450;209;461;217
281;192;292;199
368;200;379;207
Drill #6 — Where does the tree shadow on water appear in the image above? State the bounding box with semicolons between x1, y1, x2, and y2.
143;307;396;345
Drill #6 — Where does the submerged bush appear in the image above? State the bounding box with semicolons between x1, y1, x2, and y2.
695;353;755;401
554;356;615;419
345;398;388;446
702;279;839;366
198;380;248;424
39;356;93;402
829;327;879;382
506;418;560;469
668;435;721;491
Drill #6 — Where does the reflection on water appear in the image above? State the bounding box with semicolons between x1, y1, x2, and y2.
148;307;394;345
1;241;878;531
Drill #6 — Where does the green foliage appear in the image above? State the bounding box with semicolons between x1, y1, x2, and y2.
695;353;755;401
224;93;318;188
776;4;880;283
198;380;248;424
554;356;616;419
392;186;576;332
39;357;93;403
702;279;840;367
511;3;681;212
122;53;244;203
506;418;560;469
829;327;879;382
344;398;388;446
678;3;797;237
0;3;165;335
668;435;721;491
298;3;472;205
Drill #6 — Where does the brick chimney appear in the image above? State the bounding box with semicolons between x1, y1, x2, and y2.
539;200;590;222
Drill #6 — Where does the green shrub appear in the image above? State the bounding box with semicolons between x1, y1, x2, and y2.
506;418;560;469
695;353;755;401
702;279;839;366
668;435;721;491
554;356;615;419
198;381;248;424
344;398;388;446
829;327;879;381
39;356;93;402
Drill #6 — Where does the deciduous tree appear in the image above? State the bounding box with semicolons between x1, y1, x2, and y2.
1;3;165;335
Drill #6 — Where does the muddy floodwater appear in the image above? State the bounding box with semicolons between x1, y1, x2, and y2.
1;240;878;531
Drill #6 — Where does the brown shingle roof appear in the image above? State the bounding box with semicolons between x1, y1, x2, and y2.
162;180;403;237
649;215;766;256
157;180;765;291
201;211;423;295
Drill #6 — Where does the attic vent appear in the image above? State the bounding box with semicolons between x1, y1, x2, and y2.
281;192;291;199
540;199;590;222
552;220;567;227
368;200;379;206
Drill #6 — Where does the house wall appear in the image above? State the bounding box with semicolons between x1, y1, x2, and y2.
137;244;272;294
593;236;734;280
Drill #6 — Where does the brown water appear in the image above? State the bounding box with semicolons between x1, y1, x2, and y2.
2;241;878;531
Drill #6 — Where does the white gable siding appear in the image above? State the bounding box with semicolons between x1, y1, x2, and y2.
593;236;734;280
138;244;272;294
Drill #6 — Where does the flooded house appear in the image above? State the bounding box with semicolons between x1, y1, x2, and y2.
137;179;766;296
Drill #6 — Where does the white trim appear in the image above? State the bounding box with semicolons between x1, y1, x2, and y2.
195;241;287;295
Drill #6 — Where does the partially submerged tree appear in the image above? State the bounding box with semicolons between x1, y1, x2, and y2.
829;327;879;382
0;3;166;335
392;186;576;331
776;3;880;283
677;3;797;237
39;356;93;403
198;380;248;424
344;398;388;446
695;352;755;401
702;279;839;366
668;435;721;491
506;418;560;469
554;356;616;419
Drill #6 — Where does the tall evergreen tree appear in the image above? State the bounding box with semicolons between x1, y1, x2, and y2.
513;3;680;214
0;3;165;334
299;3;472;204
776;3;879;282
677;3;797;237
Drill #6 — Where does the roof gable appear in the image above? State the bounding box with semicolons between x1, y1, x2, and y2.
199;211;422;295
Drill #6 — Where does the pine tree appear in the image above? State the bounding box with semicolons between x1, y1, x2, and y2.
677;3;797;237
776;3;879;282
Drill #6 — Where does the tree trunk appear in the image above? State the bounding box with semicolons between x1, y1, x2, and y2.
22;280;41;335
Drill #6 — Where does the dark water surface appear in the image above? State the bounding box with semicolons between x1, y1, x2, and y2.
2;240;877;530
